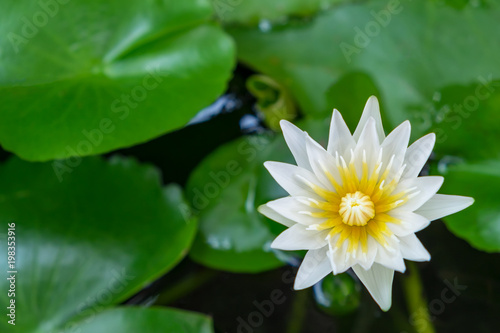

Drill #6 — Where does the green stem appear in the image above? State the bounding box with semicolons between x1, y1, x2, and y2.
155;269;217;305
402;262;436;333
286;290;308;333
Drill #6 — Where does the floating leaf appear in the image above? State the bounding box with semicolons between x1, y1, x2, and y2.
211;0;345;25
427;80;500;161
186;134;287;272
229;0;500;138
60;307;214;333
0;0;235;161
186;118;330;272
0;156;197;332
438;160;500;253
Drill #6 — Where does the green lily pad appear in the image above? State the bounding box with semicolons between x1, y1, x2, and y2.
211;0;345;25
0;156;197;332
325;71;383;129
427;80;500;161
229;0;500;138
58;307;214;333
439;160;500;253
186;134;287;272
185;118;330;272
0;0;235;161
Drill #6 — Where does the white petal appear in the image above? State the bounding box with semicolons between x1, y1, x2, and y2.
280;120;312;171
352;263;394;311
356;117;381;150
327;237;353;275
327;109;356;156
381;121;410;158
387;212;430;236
352;117;381;175
394;176;444;212
264;161;324;199
353;96;385;143
380;121;411;180
374;239;406;273
403;133;436;179
266;197;326;226
271;224;329;251
328;233;379;274
305;135;342;191
399;234;430;262
294;247;332;290
258;204;295;227
415;194;474;221
358;237;378;270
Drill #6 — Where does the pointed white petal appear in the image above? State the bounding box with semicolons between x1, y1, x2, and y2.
381;121;411;157
258;204;296;227
271;224;329;250
352;263;394;311
327;110;356;156
266;197;327;226
399;234;431;262
264;161;324;199
394;176;444;212
305;135;342;191
357;237;378;270
294;247;332;289
356;118;381;150
353;96;385;143
386;212;430;236
415;194;474;221
374;240;406;273
328;232;380;274
327;238;353;275
280;120;312;171
403;133;436;179
380;121;411;179
352;118;381;175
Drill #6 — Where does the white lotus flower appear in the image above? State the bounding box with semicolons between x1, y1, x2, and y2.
258;96;474;311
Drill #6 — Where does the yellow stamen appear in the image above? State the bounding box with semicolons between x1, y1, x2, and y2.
339;191;375;226
302;147;413;258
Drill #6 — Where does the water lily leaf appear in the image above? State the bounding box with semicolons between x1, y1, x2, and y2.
58;307;214;333
247;74;297;130
0;0;235;161
186;134;287;272
0;156;197;332
185;118;330;272
325;71;383;129
427;80;500;161
229;0;500;137
211;0;345;25
438;160;500;253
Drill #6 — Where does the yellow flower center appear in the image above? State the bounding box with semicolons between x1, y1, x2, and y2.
300;150;418;254
339;191;375;226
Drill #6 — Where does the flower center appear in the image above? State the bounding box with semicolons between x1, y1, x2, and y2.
339;191;375;226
